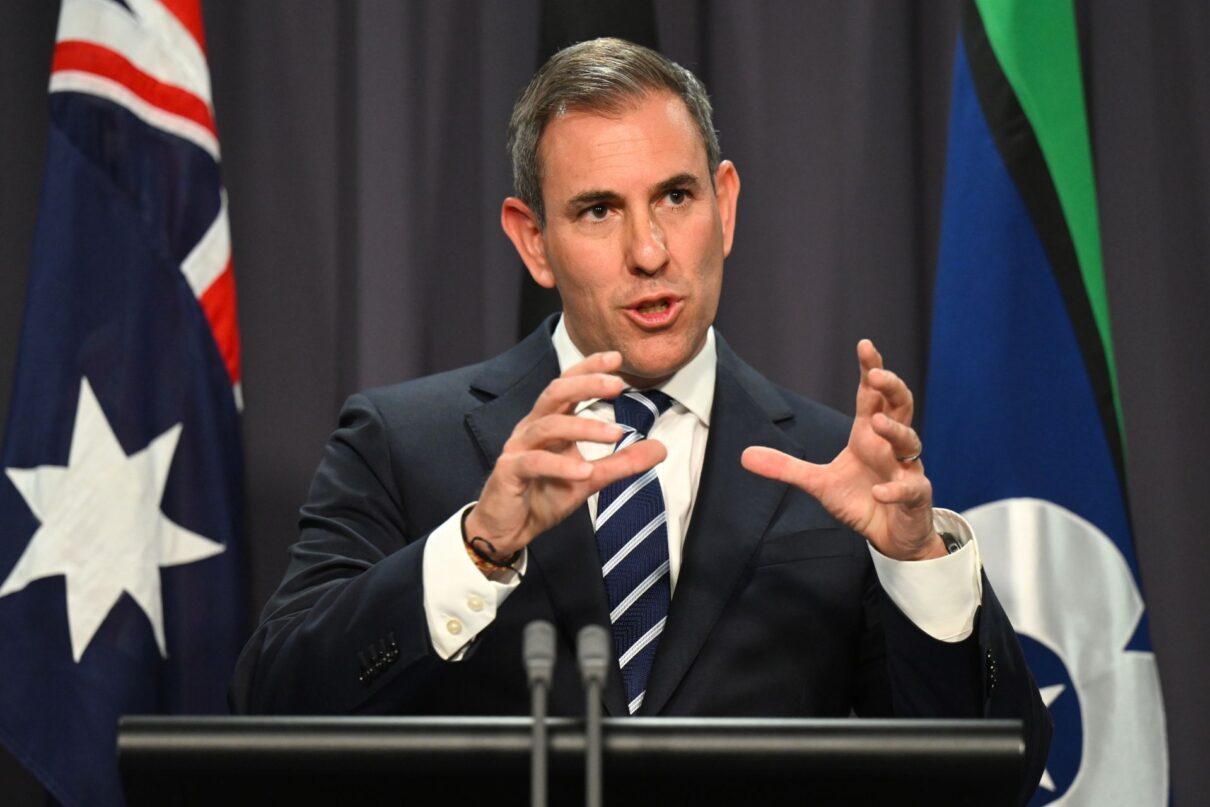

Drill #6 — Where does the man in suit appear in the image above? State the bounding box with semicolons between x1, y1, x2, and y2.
230;38;1049;799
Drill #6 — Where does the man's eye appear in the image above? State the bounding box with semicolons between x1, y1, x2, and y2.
585;204;609;220
667;189;688;205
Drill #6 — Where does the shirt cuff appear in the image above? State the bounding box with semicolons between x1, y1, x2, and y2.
422;502;526;660
867;508;983;643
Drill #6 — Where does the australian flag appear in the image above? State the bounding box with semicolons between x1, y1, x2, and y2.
0;1;244;805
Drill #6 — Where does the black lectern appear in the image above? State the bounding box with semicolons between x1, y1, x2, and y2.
118;716;1023;806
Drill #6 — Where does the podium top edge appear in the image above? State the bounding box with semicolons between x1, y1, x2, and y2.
120;715;1022;731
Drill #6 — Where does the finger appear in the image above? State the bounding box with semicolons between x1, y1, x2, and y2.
516;414;623;450
867;367;914;418
857;339;883;380
740;446;826;498
855;339;885;417
532;372;626;416
871;477;933;509
872;413;922;460
508;450;595;482
587;439;667;491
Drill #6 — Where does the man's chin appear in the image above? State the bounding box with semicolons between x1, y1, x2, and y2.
617;345;699;389
617;368;675;390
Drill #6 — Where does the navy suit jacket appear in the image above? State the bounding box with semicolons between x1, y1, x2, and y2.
230;319;1050;799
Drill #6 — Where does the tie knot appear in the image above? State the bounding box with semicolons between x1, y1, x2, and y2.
611;390;674;436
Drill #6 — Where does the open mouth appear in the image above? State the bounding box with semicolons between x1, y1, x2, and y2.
626;296;681;328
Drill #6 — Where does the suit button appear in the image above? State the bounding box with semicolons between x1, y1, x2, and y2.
467;595;485;612
446;618;464;636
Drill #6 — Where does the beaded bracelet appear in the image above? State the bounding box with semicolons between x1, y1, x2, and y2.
461;507;524;578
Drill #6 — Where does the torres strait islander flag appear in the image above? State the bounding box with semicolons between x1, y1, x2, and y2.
0;1;243;805
924;1;1168;804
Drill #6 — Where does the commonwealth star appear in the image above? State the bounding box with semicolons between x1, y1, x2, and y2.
0;377;225;661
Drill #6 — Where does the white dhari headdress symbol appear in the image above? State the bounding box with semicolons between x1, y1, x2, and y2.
967;498;1167;805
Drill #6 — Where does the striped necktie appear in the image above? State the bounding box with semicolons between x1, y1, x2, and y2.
595;389;674;715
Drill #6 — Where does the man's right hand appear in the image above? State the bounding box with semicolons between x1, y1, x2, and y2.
463;350;667;564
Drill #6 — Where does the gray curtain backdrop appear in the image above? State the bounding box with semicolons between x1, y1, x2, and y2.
1;1;1206;802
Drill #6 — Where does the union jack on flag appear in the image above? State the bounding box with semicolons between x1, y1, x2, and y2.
0;1;244;804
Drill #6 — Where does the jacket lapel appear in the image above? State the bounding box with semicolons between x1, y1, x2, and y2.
640;338;804;715
462;319;628;716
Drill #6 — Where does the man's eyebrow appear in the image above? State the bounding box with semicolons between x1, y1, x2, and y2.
561;173;705;218
652;172;703;197
563;189;624;217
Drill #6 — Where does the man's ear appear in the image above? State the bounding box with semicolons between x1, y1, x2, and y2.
501;197;556;289
714;160;741;257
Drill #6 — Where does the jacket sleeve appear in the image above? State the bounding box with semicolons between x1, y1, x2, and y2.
874;571;1053;805
228;392;452;715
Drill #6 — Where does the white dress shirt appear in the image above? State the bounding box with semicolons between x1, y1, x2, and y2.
422;317;982;660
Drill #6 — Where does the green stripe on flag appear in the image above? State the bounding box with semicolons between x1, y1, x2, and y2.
973;0;1127;453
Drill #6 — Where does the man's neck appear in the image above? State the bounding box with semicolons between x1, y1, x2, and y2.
551;315;717;426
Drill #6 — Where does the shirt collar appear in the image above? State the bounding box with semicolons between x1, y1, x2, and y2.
551;314;716;426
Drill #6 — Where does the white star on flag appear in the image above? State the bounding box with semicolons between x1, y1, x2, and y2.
0;377;225;662
1037;683;1066;792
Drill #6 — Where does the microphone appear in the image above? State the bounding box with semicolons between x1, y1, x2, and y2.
523;621;556;807
576;625;611;807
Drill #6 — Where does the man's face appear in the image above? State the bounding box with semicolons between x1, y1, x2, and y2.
504;92;739;387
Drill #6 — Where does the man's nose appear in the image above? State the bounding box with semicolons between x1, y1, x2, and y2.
626;213;669;275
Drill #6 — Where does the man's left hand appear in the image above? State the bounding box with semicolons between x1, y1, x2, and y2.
741;339;946;561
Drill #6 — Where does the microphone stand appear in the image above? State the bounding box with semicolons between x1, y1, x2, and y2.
577;625;610;807
523;621;555;807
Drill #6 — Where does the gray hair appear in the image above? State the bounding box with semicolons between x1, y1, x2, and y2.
507;38;721;226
